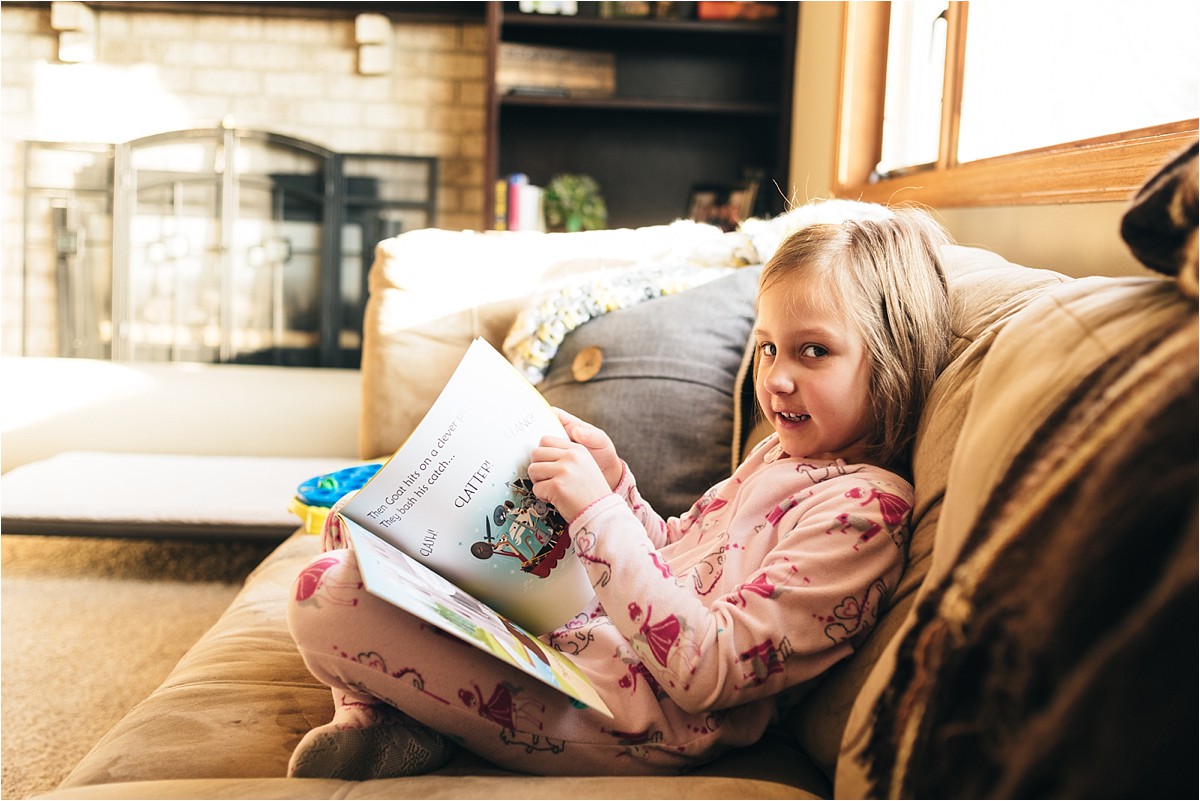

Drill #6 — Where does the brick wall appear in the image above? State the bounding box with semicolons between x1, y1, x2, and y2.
1;5;486;357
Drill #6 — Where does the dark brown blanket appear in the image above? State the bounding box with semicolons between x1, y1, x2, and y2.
859;143;1199;799
1121;139;1198;297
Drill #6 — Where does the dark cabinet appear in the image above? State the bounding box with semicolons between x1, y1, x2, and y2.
483;1;796;230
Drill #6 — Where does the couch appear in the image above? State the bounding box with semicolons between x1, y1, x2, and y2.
36;153;1197;798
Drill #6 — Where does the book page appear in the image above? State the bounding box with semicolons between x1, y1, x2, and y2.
341;338;595;635
346;520;612;718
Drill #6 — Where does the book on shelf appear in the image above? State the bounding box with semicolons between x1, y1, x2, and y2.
502;173;545;233
514;183;545;232
696;1;779;20
518;0;579;14
598;1;651;17
496;43;616;99
493;178;508;231
337;338;611;716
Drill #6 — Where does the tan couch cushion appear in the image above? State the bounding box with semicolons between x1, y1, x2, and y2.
836;274;1195;796
55;530;833;798
57;533;332;788
784;245;1069;779
46;755;830;800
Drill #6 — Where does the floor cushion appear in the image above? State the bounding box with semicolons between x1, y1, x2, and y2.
1;452;361;540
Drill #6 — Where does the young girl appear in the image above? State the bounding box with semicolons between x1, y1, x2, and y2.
286;205;953;779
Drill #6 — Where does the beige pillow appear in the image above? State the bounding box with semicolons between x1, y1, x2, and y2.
784;245;1069;780
357;223;732;460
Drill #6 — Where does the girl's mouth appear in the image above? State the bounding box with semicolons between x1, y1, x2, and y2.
778;412;810;423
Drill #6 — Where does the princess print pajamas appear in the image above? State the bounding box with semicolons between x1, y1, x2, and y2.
289;434;911;775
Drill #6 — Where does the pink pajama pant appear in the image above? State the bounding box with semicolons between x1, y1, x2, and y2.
287;514;773;775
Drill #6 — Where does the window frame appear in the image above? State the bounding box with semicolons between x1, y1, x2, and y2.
833;1;1199;207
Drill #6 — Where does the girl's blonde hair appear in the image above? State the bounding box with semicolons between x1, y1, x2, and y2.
757;206;953;471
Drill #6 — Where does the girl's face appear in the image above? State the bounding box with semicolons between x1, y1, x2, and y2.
754;276;874;463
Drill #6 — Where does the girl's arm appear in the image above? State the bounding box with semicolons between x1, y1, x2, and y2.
571;468;911;714
539;408;698;549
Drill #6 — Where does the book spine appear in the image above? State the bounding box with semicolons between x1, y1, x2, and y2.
516;185;545;232
518;188;547;235
493;179;508;231
506;173;529;232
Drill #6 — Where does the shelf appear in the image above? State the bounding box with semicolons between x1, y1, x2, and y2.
501;10;785;37
76;2;489;21
499;94;780;116
484;1;796;230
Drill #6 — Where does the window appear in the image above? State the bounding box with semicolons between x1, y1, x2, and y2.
877;0;947;175
835;0;1200;206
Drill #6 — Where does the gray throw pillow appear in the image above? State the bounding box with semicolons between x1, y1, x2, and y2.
539;266;761;518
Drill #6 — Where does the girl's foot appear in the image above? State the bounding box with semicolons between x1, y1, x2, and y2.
288;708;455;780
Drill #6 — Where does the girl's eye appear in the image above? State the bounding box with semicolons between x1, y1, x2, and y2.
759;342;777;357
801;344;828;358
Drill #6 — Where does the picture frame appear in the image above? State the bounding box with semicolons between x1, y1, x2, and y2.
685;180;759;232
599;1;653;18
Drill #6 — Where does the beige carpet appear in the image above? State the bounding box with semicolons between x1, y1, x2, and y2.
0;534;279;800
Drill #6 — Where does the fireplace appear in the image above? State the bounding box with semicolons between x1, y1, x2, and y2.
22;125;437;368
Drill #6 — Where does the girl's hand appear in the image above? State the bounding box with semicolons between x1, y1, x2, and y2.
553;408;623;490
528;436;613;523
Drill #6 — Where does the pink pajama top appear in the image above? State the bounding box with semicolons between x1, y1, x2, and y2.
556;433;912;719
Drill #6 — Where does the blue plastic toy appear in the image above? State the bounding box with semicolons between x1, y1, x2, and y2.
291;462;382;534
296;463;382;508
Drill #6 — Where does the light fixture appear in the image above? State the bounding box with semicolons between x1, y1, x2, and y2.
50;1;96;64
354;12;392;76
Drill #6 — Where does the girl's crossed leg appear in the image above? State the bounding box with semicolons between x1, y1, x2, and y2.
287;548;766;777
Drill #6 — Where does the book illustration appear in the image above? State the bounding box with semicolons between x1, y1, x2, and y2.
340;339;595;637
346;520;612;717
472;476;570;578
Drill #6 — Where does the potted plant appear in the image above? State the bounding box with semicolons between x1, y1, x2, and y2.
544;173;608;232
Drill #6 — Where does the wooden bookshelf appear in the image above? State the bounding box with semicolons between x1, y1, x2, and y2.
483;1;796;230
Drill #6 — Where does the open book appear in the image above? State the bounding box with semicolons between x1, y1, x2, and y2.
338;338;611;716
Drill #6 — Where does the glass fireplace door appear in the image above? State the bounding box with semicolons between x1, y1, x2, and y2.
24;128;436;367
112;126;335;365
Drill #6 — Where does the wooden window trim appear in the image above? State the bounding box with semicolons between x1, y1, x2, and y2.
833;1;1199;207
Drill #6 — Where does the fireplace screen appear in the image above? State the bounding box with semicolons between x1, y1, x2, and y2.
22;127;437;368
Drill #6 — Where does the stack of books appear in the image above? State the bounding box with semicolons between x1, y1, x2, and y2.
494;173;545;232
496;43;616;99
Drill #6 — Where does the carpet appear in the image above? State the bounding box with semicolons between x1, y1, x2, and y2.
0;534;279;800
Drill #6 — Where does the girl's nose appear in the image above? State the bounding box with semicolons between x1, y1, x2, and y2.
763;362;794;394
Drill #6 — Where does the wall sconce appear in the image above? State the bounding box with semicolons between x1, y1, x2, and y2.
354;12;392;76
50;1;96;64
